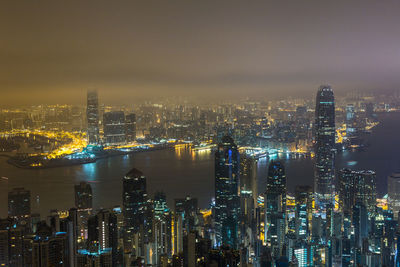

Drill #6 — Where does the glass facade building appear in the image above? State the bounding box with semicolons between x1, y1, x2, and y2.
103;111;126;146
265;161;286;258
122;168;148;251
86;90;100;145
314;85;335;208
214;135;240;248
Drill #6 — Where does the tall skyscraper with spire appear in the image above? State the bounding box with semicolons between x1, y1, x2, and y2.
214;135;240;248
314;85;336;208
86;90;100;145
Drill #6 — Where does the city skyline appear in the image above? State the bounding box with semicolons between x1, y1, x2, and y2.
2;1;400;266
1;85;400;265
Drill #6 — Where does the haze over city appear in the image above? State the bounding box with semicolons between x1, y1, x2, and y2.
2;0;400;106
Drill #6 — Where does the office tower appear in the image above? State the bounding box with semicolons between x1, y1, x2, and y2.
103;111;126;145
154;192;168;220
314;85;335;208
174;197;196;255
47;210;61;233
153;192;172;260
287;241;314;267
294;185;313;240
355;170;376;213
239;155;257;263
8;187;31;222
173;212;184;257
352;203;368;248
239;155;257;224
0;218;25;267
68;208;78;267
338;169;376;214
183;232;196;267
265;161;287;258
125;113;136;143
346;104;355;135
388;172;400;219
123;168;148;251
74;182;93;248
174;196;198;234
31;221;69;267
87;209;118;266
87;90;100;145
338;169;355;215
214;135;240;248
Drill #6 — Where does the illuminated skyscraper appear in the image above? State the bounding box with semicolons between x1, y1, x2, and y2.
103;111;126;145
74;182;93;247
0;219;25;266
122;168;148;250
87;209;118;265
239;154;257;259
125;113;136;143
214;135;240;248
153;192;172;260
346;104;355;135
338;169;376;214
337;169;355;214
239;155;257;222
388;172;400;219
86;90;100;145
264;161;286;258
8;188;30;222
294;185;313;240
314;85;335;208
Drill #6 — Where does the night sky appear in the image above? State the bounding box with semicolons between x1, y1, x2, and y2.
1;1;400;106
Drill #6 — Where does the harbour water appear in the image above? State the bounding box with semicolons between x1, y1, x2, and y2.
0;112;399;218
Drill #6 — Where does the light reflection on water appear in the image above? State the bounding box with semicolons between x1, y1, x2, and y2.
0;112;399;217
82;162;97;181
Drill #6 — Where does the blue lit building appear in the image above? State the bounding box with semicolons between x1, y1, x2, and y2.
153;192;172;259
214;135;240;248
